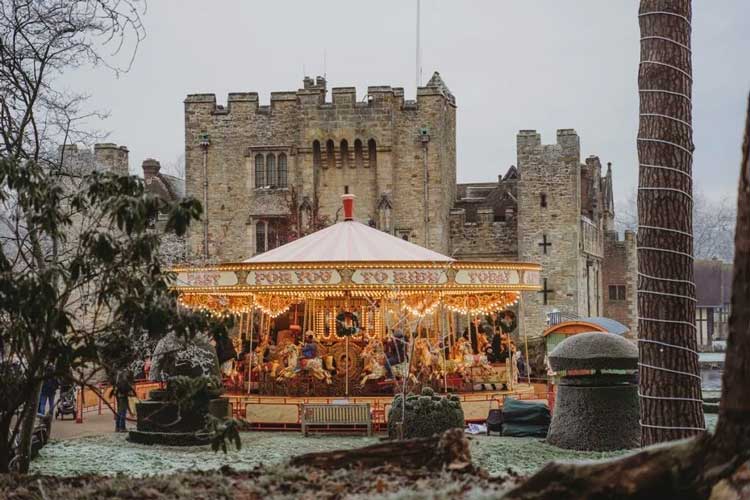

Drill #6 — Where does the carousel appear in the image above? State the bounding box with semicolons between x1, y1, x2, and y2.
171;195;542;405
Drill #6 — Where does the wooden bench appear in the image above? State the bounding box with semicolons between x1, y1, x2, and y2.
300;403;372;436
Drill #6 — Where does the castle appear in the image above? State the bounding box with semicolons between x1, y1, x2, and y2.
68;72;637;340
182;73;636;339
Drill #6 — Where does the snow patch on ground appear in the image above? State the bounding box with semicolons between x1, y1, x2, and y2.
31;417;719;478
31;432;628;477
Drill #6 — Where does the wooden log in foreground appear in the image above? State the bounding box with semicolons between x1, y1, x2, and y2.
290;428;472;472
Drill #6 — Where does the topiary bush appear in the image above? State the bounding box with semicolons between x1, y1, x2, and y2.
387;387;464;439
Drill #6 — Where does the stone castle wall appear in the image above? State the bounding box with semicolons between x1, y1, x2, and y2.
60;143;130;177
603;230;638;337
182;75;636;341
516;129;583;338
184;75;456;261
448;208;517;260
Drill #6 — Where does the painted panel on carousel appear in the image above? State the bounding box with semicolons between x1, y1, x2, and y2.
246;269;342;286
174;270;238;287
351;268;448;286
453;268;520;286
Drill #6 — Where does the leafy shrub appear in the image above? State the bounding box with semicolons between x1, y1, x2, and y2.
387;387;464;439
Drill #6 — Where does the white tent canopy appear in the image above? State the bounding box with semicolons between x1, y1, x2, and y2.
244;220;454;263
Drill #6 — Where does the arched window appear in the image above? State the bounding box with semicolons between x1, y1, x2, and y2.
254;154;265;187
326;139;335;169
266;154;276;186
354;139;364;168
277;153;288;188
312;140;321;169
367;139;377;168
340;139;350;168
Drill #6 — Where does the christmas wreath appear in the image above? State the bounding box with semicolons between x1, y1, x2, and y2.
335;311;360;337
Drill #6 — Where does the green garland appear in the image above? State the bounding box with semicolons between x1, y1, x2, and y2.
335;311;360;337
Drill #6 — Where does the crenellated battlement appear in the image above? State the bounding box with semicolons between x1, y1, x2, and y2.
58;142;129;176
516;129;580;152
184;72;455;117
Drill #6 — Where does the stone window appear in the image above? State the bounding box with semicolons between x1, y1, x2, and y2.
255;220;284;254
255;221;266;253
354;139;364;168
266;153;276;186
254;154;265;187
367;139;377;168
326;139;336;169
312;140;322;169
277;153;288;188
340;139;350;168
540;193;548;208
608;285;626;301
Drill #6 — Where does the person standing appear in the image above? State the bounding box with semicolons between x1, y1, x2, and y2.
112;370;135;433
38;368;59;415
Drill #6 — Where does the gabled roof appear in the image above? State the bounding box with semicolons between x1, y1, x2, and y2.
244;219;454;263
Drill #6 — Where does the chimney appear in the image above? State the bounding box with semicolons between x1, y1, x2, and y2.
142;158;161;179
342;194;356;221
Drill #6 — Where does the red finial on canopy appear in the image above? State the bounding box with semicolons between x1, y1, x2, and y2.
342;193;356;221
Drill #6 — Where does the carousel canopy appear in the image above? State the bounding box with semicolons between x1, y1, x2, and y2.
170;195;541;316
244;218;452;263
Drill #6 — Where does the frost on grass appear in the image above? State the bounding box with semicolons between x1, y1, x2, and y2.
31;432;634;478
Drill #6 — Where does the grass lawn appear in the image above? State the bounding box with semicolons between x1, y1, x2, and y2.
30;432;626;478
30;414;718;478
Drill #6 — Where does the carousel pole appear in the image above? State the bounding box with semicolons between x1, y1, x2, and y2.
519;293;531;386
345;334;349;399
441;304;448;395
247;310;255;394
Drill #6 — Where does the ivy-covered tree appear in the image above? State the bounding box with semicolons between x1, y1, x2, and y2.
0;0;227;472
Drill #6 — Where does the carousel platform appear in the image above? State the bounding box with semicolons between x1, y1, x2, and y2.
222;383;548;431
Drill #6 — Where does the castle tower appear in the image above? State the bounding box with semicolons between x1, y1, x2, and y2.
183;72;456;261
516;129;583;338
94;143;129;176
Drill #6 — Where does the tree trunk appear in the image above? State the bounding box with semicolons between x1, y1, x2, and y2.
637;0;705;445
0;414;12;473
289;428;472;472
712;93;750;460
16;381;42;473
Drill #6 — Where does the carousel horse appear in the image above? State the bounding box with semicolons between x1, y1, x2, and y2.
253;335;272;369
413;338;442;380
453;337;494;378
276;343;332;384
359;339;386;386
388;342;418;385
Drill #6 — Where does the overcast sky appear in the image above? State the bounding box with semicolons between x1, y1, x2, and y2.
65;0;749;206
